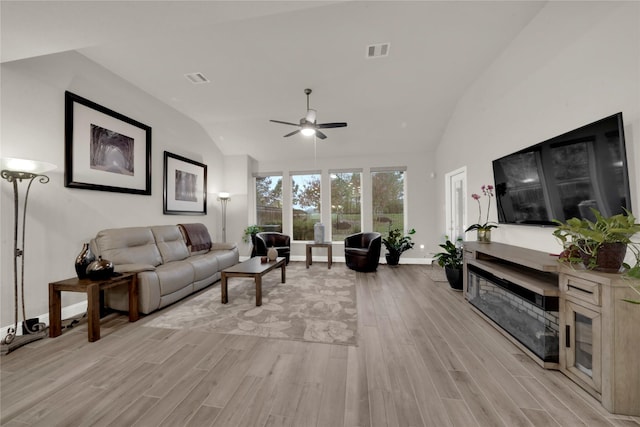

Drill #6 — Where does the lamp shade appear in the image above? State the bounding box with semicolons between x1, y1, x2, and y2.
1;157;56;174
219;192;230;200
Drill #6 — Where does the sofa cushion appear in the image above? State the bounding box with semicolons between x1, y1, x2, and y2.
113;263;156;273
152;225;190;263
155;261;194;296
95;227;162;267
186;253;219;281
211;248;240;270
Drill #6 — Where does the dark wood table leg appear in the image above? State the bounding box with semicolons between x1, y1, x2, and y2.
221;272;228;304
328;245;332;269
306;245;312;268
281;262;286;283
128;274;139;322
87;283;100;342
49;284;62;338
255;275;262;306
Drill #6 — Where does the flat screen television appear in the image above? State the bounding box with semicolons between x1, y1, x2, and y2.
492;112;631;226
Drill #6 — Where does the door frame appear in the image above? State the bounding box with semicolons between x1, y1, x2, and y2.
445;166;467;240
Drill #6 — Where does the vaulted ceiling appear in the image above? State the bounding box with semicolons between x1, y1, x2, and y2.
1;1;546;162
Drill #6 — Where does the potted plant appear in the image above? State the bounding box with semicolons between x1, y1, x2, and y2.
433;237;464;290
553;208;640;273
466;184;498;243
382;227;416;266
243;225;262;257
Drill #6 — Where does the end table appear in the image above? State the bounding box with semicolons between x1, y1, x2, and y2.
306;242;333;269
49;272;139;342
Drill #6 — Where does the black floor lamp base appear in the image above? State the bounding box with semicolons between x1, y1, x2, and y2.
1;329;48;355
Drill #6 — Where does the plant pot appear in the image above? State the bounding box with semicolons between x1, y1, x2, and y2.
579;242;627;273
386;253;400;266
445;266;463;291
477;229;491;243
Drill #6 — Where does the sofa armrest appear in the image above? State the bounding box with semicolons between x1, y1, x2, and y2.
114;263;157;273
211;242;237;251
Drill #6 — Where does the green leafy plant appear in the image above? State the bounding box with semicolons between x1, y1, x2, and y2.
622;282;640;304
552;208;640;269
242;225;261;243
434;237;463;269
554;208;640;305
382;227;416;258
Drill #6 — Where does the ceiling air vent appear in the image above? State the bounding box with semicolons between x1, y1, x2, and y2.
366;43;390;59
184;72;210;84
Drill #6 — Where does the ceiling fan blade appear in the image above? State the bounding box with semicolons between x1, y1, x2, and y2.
270;119;300;127
316;122;347;129
283;129;301;138
315;130;327;139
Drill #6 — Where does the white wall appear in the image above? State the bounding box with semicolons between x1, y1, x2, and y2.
435;1;640;253
1;51;226;328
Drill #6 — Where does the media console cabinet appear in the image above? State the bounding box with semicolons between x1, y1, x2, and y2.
463;241;640;416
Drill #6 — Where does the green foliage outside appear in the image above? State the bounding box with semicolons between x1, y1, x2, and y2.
255;170;406;242
331;172;362;241
256;176;283;231
291;174;321;240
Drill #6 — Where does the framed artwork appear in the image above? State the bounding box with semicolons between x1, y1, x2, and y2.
163;151;207;215
64;91;152;195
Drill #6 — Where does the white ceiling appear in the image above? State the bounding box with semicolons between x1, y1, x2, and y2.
1;1;546;163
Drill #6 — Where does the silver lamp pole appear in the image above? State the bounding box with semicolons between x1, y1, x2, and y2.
218;192;230;242
1;158;56;355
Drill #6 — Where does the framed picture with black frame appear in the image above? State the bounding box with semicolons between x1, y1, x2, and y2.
64;91;152;195
163;151;207;215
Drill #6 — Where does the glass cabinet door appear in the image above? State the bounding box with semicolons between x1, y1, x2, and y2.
565;300;601;393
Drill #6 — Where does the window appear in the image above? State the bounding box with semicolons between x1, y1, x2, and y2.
255;175;283;232
331;171;362;241
291;173;321;240
372;169;405;234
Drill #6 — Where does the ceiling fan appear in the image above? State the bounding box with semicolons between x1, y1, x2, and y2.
270;88;347;139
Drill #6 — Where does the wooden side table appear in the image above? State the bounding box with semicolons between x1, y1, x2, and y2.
306;242;332;269
49;272;139;342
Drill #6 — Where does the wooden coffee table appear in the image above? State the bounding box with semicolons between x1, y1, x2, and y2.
221;257;286;306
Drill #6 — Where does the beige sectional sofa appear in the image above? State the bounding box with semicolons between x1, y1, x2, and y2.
90;224;238;314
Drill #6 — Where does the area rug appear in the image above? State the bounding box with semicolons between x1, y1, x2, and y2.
425;265;448;282
144;262;358;345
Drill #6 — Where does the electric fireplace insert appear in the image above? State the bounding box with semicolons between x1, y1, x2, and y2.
467;264;559;363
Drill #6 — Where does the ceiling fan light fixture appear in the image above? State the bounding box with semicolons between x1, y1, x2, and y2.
301;127;316;136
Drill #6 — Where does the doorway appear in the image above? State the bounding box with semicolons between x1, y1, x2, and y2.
445;167;467;241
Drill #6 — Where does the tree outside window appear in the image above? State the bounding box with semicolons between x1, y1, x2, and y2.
292;173;321;240
372;170;405;234
331;172;362;241
255;175;282;232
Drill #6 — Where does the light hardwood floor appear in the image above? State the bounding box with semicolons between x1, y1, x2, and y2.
2;263;639;426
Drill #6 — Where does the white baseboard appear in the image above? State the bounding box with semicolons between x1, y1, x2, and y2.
0;300;88;342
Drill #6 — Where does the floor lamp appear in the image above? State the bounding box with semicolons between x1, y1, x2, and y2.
1;157;56;355
218;192;230;242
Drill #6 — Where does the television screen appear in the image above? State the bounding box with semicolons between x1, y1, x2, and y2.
493;113;631;226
